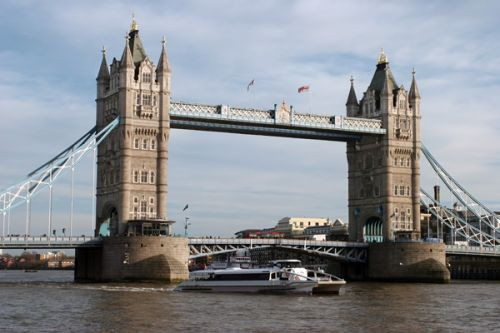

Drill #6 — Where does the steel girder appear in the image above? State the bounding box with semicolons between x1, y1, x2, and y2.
421;145;500;240
188;238;368;263
420;189;498;247
0;118;119;215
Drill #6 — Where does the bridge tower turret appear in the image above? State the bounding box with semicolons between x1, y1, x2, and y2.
347;50;421;242
95;18;172;237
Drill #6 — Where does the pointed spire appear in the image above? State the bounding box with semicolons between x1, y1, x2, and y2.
346;76;359;106
157;36;170;72
381;67;394;96
97;46;110;80
409;68;421;99
120;33;133;69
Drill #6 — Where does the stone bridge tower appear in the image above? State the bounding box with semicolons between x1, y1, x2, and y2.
95;18;171;236
346;50;421;242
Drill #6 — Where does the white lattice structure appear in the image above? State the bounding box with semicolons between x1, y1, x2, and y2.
170;101;385;135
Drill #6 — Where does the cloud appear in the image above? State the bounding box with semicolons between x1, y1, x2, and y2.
1;0;500;237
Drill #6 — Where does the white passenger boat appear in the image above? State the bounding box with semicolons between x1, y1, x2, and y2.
175;266;317;294
271;260;346;295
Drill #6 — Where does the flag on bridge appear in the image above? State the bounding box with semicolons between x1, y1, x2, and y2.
298;85;310;93
247;79;255;91
183;204;189;211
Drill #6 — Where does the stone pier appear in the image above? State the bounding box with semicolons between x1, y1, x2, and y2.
75;236;189;282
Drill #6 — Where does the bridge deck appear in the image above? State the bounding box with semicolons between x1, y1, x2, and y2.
1;237;498;259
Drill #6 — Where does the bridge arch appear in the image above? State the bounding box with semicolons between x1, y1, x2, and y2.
363;217;383;243
97;204;118;237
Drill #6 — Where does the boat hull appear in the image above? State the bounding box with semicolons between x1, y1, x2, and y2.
175;280;316;294
312;281;346;295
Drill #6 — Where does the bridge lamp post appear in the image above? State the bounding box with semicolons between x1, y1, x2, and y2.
184;217;191;237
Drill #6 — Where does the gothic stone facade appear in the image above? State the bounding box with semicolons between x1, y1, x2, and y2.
95;22;171;236
346;51;422;242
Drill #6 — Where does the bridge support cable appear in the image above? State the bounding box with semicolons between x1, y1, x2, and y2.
421;144;499;245
70;152;75;240
420;189;497;247
91;147;97;234
0;118;119;234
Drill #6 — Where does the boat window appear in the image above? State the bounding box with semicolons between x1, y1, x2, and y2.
271;272;276;279
307;271;315;278
213;273;270;281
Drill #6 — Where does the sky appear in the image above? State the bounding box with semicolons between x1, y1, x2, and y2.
1;0;500;237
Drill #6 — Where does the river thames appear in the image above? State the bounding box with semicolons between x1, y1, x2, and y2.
0;270;498;333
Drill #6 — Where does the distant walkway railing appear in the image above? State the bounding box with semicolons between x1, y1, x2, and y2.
0;236;100;249
445;244;500;256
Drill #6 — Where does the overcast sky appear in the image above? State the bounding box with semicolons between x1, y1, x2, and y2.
1;0;499;237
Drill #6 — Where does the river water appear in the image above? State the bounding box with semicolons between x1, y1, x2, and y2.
0;270;498;333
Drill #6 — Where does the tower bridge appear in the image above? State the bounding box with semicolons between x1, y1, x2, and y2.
1;19;499;282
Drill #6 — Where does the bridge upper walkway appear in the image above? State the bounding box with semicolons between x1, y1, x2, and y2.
170;101;386;141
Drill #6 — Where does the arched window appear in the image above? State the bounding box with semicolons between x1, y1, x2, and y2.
406;186;410;196
406;158;410;167
149;197;155;205
134;138;140;149
399;185;405;196
142;139;149;150
133;196;139;204
394;157;398;166
150;139;156;150
394;185;398;196
133;170;139;183
150;171;156;184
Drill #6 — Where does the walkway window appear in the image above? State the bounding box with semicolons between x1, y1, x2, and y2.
141;171;148;183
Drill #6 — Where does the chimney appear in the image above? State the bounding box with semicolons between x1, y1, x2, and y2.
433;185;440;203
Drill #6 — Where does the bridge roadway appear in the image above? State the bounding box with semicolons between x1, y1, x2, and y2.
1;236;498;261
169;101;386;141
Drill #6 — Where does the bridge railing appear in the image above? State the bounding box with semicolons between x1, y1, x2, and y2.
0;236;98;246
446;244;500;255
188;238;368;248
